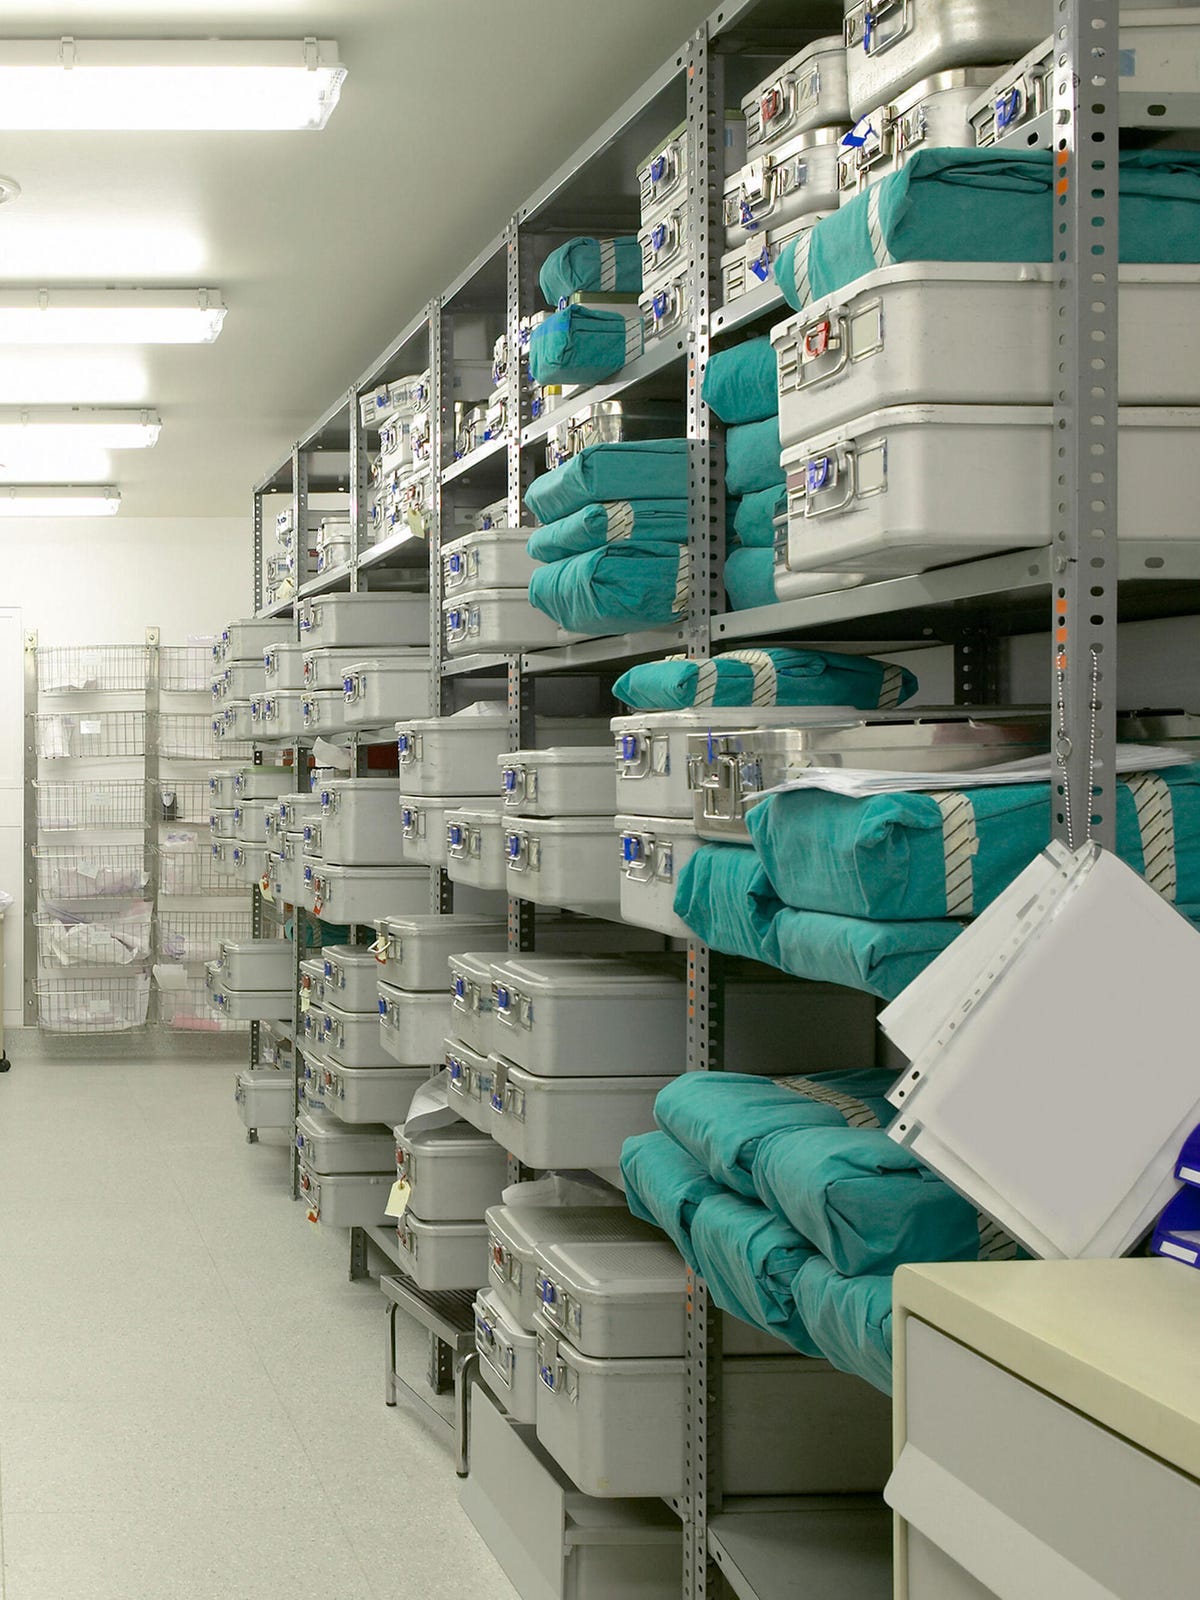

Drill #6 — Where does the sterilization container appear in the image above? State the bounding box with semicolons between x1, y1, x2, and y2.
394;1122;508;1221
397;712;607;796
279;792;321;833
742;34;850;151
720;212;829;307
446;807;508;892
276;833;306;907
398;793;474;866
486;1205;662;1332
502;816;622;913
216;661;265;702
256;693;306;741
543;399;684;472
475;1288;540;1423
842;0;1049;117
298;1161;394;1228
723;126;843;247
301;689;352;737
318;778;405;865
212;939;293;990
778;405;1200;575
307;863;429;924
474;496;512;532
230;843;269;887
533;1240;687;1359
221;701;255;742
448;950;500;1055
299;1052;328;1113
372;913;508;991
300;954;325;1008
208;771;239;808
970;12;1200;149
639;274;689;344
615;814;703;938
489;955;684;1078
297;592;429;648
445;1037;497;1134
295;1108;394;1175
232;765;293;802
263;640;305;691
499;747;617;818
687;713;1051;838
235;1068;294;1132
637;205;691;288
210;836;238;877
774;265;1200;444
488;1057;674;1171
210;806;238;838
442;527;538;594
836;68;1001;198
342;654;432;730
219;618;285;663
395;1212;490;1292
379;412;413;475
302;646;369;691
637;115;745;227
323;998;394;1068
443;591;573;656
321;946;381;1012
377;982;451;1066
323;1061;428;1126
232;799;271;844
205;966;291;1022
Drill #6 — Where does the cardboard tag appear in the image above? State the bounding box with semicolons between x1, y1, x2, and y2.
385;1179;411;1220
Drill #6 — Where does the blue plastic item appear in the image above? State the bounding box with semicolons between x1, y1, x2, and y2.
701;338;779;425
1152;1185;1200;1267
525;498;687;562
613;647;917;711
690;1190;821;1356
525;440;689;523
527;305;637;386
725;416;784;496
791;1256;894;1395
538;236;642;305
1176;1122;1200;1186
528;541;689;634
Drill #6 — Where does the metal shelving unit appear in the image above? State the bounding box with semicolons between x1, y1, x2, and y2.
233;0;1199;1594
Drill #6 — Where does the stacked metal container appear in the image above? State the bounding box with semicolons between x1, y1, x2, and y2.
360;372;431;545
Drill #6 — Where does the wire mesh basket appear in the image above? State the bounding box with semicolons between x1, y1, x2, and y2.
152;779;210;825
34;844;148;900
36;645;149;694
36;711;146;760
156;838;234;895
35;779;145;831
160;644;218;692
35;908;153;968
159;972;248;1034
158;712;252;761
158;908;253;964
34;973;151;1033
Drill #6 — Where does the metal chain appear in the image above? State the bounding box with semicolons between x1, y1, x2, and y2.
1056;644;1103;850
1055;649;1074;850
1085;646;1101;844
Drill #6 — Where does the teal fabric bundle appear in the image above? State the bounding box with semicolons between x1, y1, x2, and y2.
752;1125;1009;1277
613;646;917;710
525;440;689;522
747;763;1200;919
776;148;1200;312
702;338;778;424
734;484;785;548
528;541;688;634
525;498;687;562
725;415;783;495
725;545;776;611
669;843;784;966
771;904;962;1000
691;1191;821;1356
538;236;642;305
791;1257;894;1394
620;1129;722;1267
527;305;641;386
653;1070;898;1198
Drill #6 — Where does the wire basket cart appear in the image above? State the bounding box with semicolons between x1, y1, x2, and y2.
160;644;217;692
33;844;148;901
35;711;146;761
151;779;211;825
34;780;145;832
34;908;153;968
157;908;253;965
36;645;149;694
33;973;151;1033
160;972;248;1034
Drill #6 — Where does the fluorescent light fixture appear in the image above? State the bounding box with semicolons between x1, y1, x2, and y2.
0;407;160;448
0;38;346;131
0;352;148;404
0;485;119;516
0;289;225;345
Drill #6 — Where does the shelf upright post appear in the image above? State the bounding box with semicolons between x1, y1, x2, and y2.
291;444;309;1199
22;631;38;1026
293;444;310;594
349;387;368;595
429;298;457;917
1051;0;1120;850
144;627;161;1024
253;489;264;615
682;24;725;1600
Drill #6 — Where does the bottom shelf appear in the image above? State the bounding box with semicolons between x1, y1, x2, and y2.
708;1501;892;1600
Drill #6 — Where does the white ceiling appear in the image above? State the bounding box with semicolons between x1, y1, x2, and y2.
0;0;716;515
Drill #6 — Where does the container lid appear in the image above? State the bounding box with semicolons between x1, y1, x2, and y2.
380;912;506;938
378;980;447;1009
491;952;685;997
398;705;507;734
447;806;503;826
445;526;529;549
500;746;614;769
320;777;400;793
323;945;379;969
447;949;502;980
403;1214;488;1238
299;958;324;978
296;1109;391;1143
615;813;700;839
540;1331;686;1376
394;1121;496;1152
536;1239;687;1303
221;939;287;957
444;1034;489;1069
485;1204;660;1259
342;652;430;671
504;815;617;837
319;864;427;880
398;794;477;814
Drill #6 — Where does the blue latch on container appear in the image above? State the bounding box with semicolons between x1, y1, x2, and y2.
620;734;638;760
401;807;414;827
623;835;642;863
995;87;1021;132
491;1090;504;1111
651;221;667;252
454;976;466;999
495;986;509;1009
841;116;875;149
807;456;831;493
507;835;521;859
739;196;758;231
448;1057;462;1082
378;998;387;1016
540;1279;556;1304
323;959;332;977
650;154;667;184
503;768;517;791
448;824;463;847
653;290;668;319
862;7;875;50
750;246;771;283
449;552;462;574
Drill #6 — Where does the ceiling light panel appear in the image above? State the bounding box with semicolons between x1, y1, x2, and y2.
0;289;226;345
0;38;346;131
0;408;160;448
0;486;119;516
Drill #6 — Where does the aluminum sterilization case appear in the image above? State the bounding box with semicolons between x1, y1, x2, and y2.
448;951;500;1056
232;766;293;802
502;816;621;914
232;800;271;843
295;1109;394;1175
395;1213;490;1292
499;747;616;818
445;1037;497;1134
342;655;432;730
219;618;284;662
298;592;429;648
836;68;1002;198
212;939;294;990
488;1057;674;1172
442;528;538;594
778;405;1200;576
533;1240;687;1360
235;1069;294;1132
372;913;508;991
475;1288;540;1423
446;807;508;892
615;814;703;938
298;1162;394;1229
773;265;1200;444
302;646;375;691
301;689;352;737
323;999;394;1068
307;863;429;924
444;591;577;656
323;1062;428;1126
263;640;305;690
394;1123;508;1222
318;778;406;865
485;1206;663;1332
377;982;452;1066
723;127;843;247
321;946;383;1012
398;794;475;866
397;713;608;795
205;968;291;1022
741;34;850;151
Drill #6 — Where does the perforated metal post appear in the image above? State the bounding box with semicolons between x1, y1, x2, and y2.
22;632;38;1025
252;491;264;614
144;628;161;1022
1051;0;1120;850
507;657;535;955
953;631;1002;707
293;446;310;594
426;301;456;917
348;387;368;594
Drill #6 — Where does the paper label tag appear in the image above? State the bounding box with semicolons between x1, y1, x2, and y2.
299;988;310;1014
385;1179;411;1220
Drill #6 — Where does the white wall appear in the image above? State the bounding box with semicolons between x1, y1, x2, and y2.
2;514;251;1025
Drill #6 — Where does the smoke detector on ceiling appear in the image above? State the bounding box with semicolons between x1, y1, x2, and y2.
0;177;21;205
